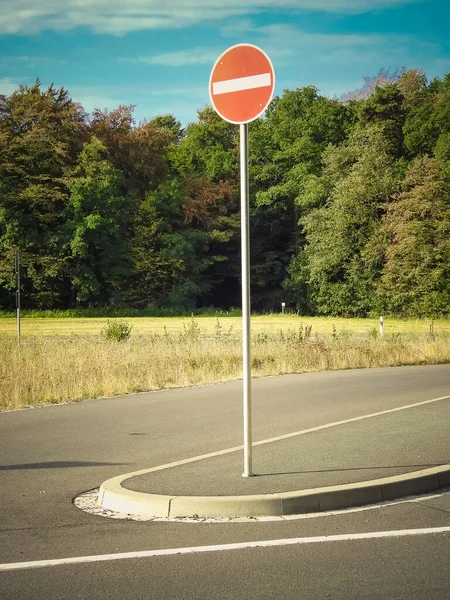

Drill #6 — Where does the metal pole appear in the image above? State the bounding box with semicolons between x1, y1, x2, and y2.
240;123;253;478
15;250;21;342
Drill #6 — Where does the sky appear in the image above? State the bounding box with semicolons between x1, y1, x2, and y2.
0;0;449;126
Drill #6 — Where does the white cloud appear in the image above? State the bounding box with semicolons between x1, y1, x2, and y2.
136;48;220;67
0;55;66;68
132;43;294;68
148;86;205;98
0;0;425;35
0;55;32;62
69;84;206;124
0;78;22;95
122;21;441;78
225;22;440;65
65;85;123;114
215;21;444;98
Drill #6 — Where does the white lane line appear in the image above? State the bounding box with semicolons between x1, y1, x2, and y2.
2;527;449;571
213;73;271;95
113;395;450;478
253;395;450;448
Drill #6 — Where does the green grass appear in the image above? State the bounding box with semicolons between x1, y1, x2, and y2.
0;313;446;338
0;307;243;319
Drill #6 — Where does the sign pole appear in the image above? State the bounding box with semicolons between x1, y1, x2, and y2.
15;250;21;343
209;43;275;478
240;123;253;477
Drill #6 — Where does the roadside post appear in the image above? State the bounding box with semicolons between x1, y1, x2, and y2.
380;316;384;337
15;250;21;342
209;44;275;477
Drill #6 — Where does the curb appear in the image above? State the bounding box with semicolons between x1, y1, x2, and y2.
98;464;450;519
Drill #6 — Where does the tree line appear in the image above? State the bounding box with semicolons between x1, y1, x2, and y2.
0;70;449;316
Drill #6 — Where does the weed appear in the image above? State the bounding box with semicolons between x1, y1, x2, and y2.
254;332;269;344
102;320;132;342
179;316;201;343
214;318;233;340
331;325;352;341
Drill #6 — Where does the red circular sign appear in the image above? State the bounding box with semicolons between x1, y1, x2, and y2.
209;44;275;125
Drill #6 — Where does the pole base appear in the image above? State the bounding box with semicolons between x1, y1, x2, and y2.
242;473;256;478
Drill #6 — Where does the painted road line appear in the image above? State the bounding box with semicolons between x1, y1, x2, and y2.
253;395;450;448
97;395;450;517
212;73;272;95
2;527;450;572
103;395;450;478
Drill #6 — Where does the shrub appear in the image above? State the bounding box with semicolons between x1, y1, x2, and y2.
102;319;132;342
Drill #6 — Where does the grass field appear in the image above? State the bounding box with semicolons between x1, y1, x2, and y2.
0;313;447;337
1;314;449;411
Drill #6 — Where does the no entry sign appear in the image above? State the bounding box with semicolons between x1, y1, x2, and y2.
209;44;275;477
209;44;275;124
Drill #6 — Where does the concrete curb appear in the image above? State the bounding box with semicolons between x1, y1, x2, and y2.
98;464;450;519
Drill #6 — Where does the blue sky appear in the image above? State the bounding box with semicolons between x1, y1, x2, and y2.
1;0;449;125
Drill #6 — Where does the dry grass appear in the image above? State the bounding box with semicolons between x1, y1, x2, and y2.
1;321;449;410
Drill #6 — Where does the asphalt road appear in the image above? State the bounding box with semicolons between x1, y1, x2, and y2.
1;365;449;599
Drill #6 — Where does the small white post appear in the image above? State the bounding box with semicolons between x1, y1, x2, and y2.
15;250;21;343
240;123;253;478
281;302;286;314
379;316;384;337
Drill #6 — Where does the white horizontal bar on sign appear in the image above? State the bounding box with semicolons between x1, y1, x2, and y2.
213;72;271;95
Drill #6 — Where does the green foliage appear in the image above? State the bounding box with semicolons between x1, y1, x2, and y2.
248;87;350;309
1;71;450;319
172;107;238;182
357;84;405;156
0;79;86;308
102;319;132;342
378;156;450;316
291;125;397;316
0;306;237;318
403;73;450;158
67;136;130;304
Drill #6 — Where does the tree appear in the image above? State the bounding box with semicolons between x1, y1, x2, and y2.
250;87;350;309
339;68;401;103
166;107;241;309
289;125;397;315
0;80;86;308
66;137;130;305
357;83;405;157
378;156;450;316
89;105;175;202
172;106;238;183
403;73;450;158
2;71;450;317
148;114;184;140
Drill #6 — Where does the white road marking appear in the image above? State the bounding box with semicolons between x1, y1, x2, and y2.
212;73;271;95
110;395;450;478
253;395;450;448
2;527;449;572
